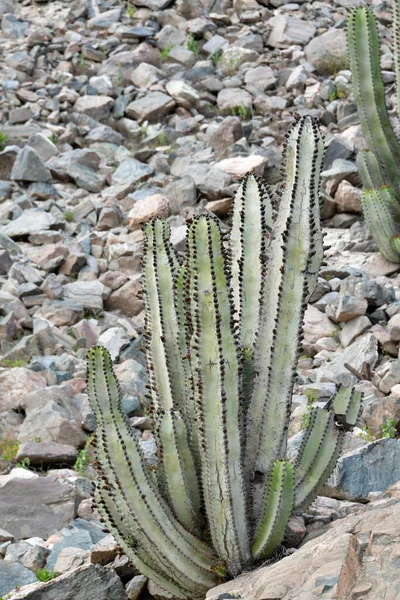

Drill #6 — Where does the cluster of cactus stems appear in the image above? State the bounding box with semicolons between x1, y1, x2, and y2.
347;2;400;262
86;116;362;599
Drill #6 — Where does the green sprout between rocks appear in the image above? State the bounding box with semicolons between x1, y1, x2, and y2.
187;33;200;57
74;436;93;474
126;2;135;18
35;568;56;582
64;210;74;223
86;116;362;599
160;45;173;61
0;130;9;151
230;104;252;121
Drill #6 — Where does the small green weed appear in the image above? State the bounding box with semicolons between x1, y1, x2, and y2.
187;33;200;57
35;568;56;582
160;45;173;61
381;418;397;438
74;435;93;474
64;210;74;223
304;388;320;404
324;273;334;281
0;435;20;461
116;61;124;86
0;131;9;151
126;2;135;18
78;52;86;67
230;104;252;121
157;131;166;145
211;51;223;67
300;404;313;430
15;457;30;470
48;134;58;146
2;359;26;368
34;437;41;443
358;427;375;442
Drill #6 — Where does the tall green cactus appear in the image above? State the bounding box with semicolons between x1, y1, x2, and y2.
347;3;400;262
87;116;362;599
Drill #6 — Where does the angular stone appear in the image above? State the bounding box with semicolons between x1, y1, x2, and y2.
340;315;371;348
63;281;107;310
164;176;197;213
336;295;368;322
104;275;143;317
111;158;153;187
244;65;276;91
268;14;316;48
0;561;37;597
214;155;268;179
74;96;114;121
6;564;128;600
334;180;362;213
0;368;46;412
165;80;199;106
46;150;104;193
126;575;147;600
90;534;118;566
127;194;170;229
5;540;49;572
379;360;400;393
16;442;78;467
54;547;89;576
207;117;244;152
17;400;86;448
305;29;348;75
126;92;175;122
325;438;400;501
98;327;130;360
220;47;259;74
131;63;164;88
11;147;51;183
388;313;400;341
317;333;378;387
87;8;121;29
217;87;252;114
0;475;76;539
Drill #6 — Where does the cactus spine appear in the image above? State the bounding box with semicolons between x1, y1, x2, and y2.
347;3;400;262
87;116;361;599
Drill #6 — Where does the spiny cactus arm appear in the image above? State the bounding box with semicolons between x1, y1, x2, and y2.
246;116;325;477
158;410;202;531
86;347;217;590
251;460;294;560
142;220;186;411
393;0;400;114
94;486;193;599
293;407;343;512
332;386;362;430
189;215;251;575
230;173;274;351
347;8;400;190
356;150;385;191
360;187;400;263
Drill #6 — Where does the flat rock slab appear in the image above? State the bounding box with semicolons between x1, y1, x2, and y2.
0;560;38;597
0;475;76;539
16;442;78;466
207;497;400;600
7;564;128;600
324;438;400;501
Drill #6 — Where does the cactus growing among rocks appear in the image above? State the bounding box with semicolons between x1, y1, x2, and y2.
347;3;400;262
86;116;361;599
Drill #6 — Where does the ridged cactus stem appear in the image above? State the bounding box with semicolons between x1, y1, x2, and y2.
356;150;385;191
246;116;324;479
393;0;400;114
360;186;400;263
347;8;400;193
87;347;217;597
189;215;251;575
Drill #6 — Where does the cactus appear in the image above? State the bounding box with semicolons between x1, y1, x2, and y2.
347;3;400;262
87;116;362;599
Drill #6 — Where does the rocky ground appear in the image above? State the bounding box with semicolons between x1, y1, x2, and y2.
0;0;400;598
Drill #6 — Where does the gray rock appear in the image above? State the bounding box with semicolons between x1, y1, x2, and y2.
0;475;76;539
132;0;172;8
98;327;130;360
173;163;232;199
11;147;51;183
164;176;197;213
74;96;114;121
0;560;37;597
5;541;49;571
46;150;104;193
131;63;164;88
305;29;348;75
321;159;358;196
87;8;121;29
340;316;371;348
16;442;78;467
3;209;61;238
54;547;89;576
126;92;175;122
6;564;128;600
0;0;14;15
217;87;253;114
126;575;147;600
336;295;368;322
324;439;400;501
379;360;400;393
2;14;28;38
317;333;378;387
156;24;186;49
63;281;107;310
244;65;276;91
111;158;153;187
268;14;316;48
165;80;200;106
